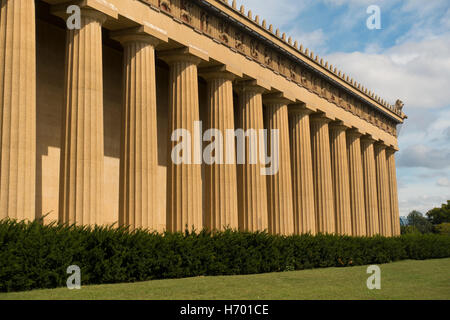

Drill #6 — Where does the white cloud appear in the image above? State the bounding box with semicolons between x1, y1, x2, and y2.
437;177;450;187
239;0;313;28
399;193;448;216
287;28;328;52
397;144;450;169
325;33;450;110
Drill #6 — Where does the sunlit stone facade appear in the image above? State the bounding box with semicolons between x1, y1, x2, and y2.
0;0;406;236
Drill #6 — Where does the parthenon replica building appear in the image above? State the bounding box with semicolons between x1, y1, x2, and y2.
0;0;406;237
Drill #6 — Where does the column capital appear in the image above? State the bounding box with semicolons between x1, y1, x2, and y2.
234;80;267;94
385;147;397;156
329;120;349;132
360;134;377;144
198;65;240;81
110;26;168;47
51;0;118;22
288;103;314;116
346;128;363;138
374;141;388;150
263;92;293;106
310;112;332;124
158;46;208;66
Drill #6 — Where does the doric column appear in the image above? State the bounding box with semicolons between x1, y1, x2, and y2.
346;129;367;236
374;142;392;237
310;114;335;234
58;9;107;225
289;105;316;235
263;94;294;236
159;48;203;232
386;148;401;236
235;81;268;232
0;0;36;221
329;122;352;235
360;136;380;236
111;27;165;230
200;66;239;231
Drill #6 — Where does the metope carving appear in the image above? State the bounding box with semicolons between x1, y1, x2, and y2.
180;0;193;23
200;10;212;35
159;0;172;13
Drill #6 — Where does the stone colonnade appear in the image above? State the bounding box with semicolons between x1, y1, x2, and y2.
0;1;401;236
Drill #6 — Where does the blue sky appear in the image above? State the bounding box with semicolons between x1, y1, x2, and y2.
241;0;450;216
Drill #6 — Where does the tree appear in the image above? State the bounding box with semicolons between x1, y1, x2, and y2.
406;210;433;234
426;201;450;225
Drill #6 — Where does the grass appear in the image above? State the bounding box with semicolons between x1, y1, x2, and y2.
1;258;449;300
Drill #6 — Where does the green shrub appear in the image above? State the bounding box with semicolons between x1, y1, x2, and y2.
0;219;449;292
401;225;421;235
435;223;450;236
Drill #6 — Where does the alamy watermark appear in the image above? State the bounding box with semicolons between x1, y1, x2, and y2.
366;5;381;30
66;265;81;289
66;5;81;30
171;121;280;176
366;265;381;290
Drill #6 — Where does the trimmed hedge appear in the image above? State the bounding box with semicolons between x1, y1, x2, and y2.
1;219;449;292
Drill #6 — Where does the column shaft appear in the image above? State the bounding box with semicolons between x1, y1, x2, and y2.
361;136;380;236
329;124;352;235
202;71;238;230
59;10;106;225
264;100;294;235
115;34;160;230
161;52;203;232
310;115;335;234
0;0;36;220
346;131;367;236
386;149;401;236
236;84;268;232
289;108;316;235
375;143;392;237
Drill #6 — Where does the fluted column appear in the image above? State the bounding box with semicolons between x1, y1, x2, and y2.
329;123;352;235
200;67;238;231
360;136;380;236
0;0;36;221
59;9;107;225
386;148;400;236
310;114;335;234
235;82;268;232
264;95;294;236
160;49;203;232
346;130;367;236
375;142;392;237
112;28;161;230
289;106;316;235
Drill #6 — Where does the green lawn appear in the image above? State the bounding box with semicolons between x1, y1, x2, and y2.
1;258;449;300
